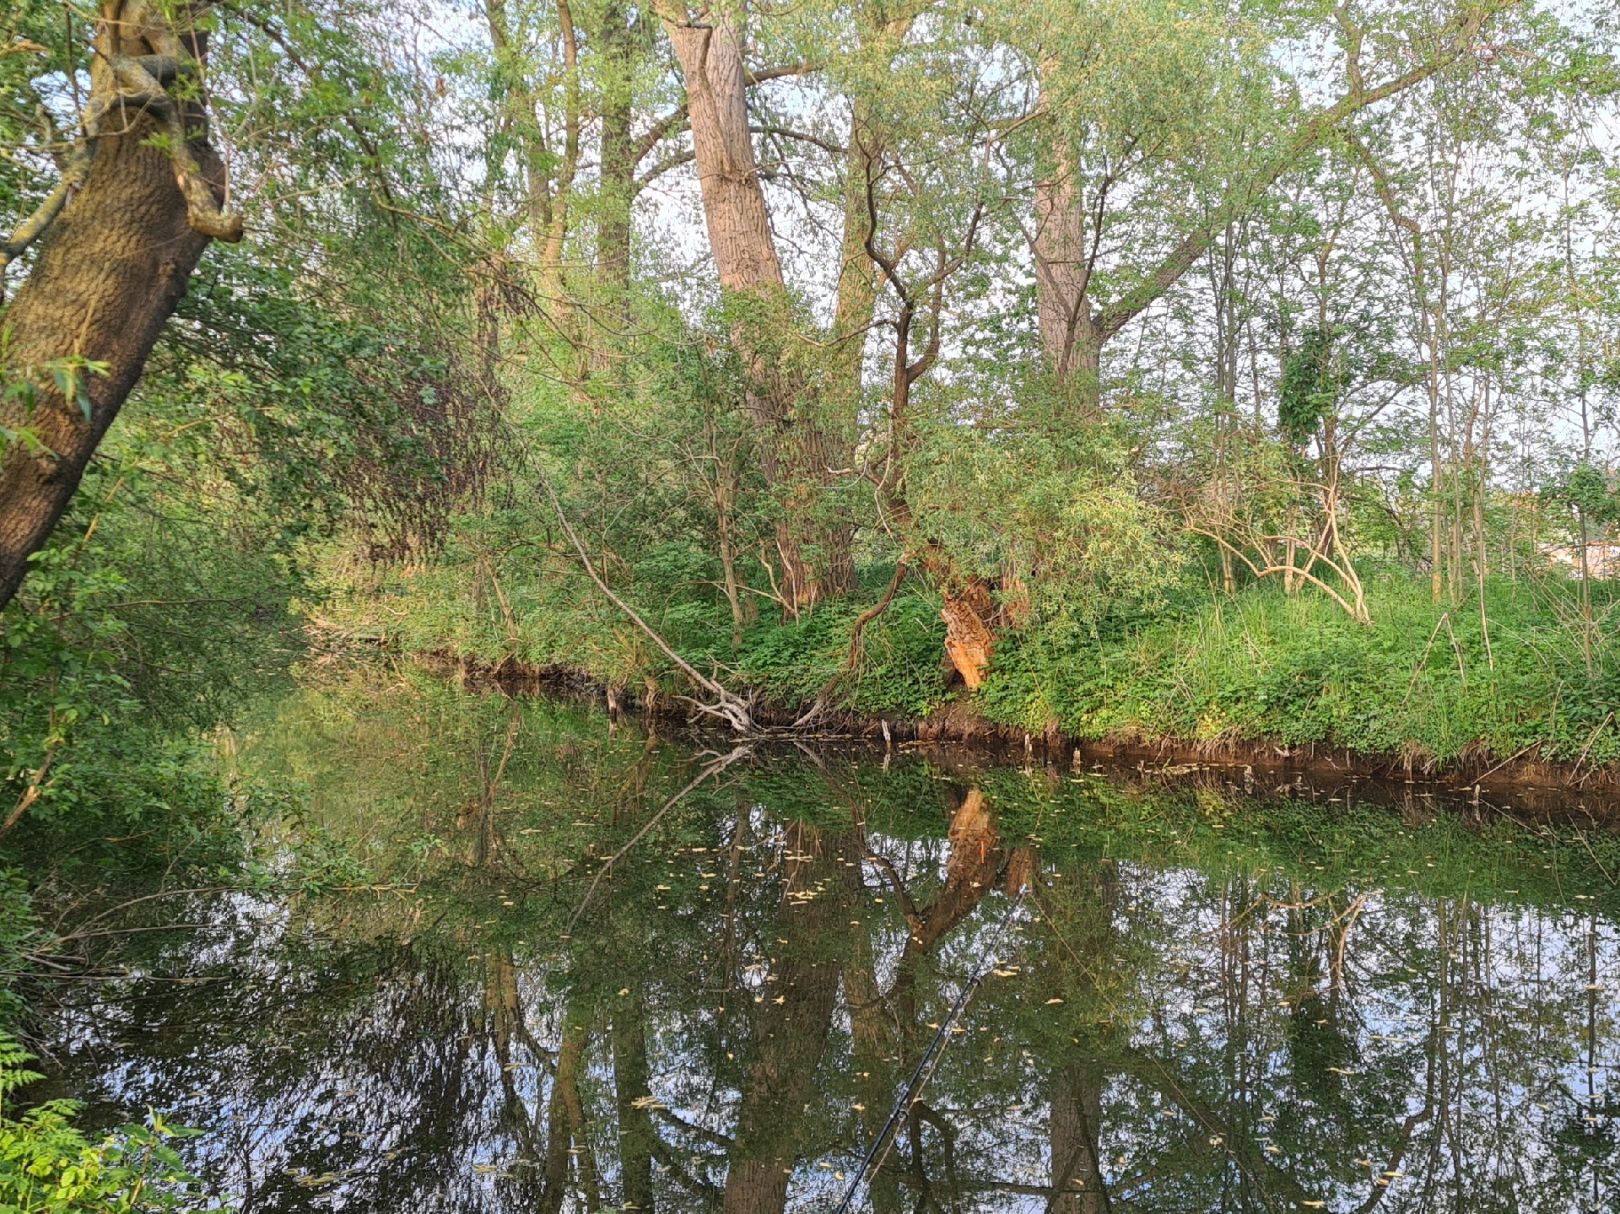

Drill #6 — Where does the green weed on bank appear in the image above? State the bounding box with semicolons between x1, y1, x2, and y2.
324;546;1620;771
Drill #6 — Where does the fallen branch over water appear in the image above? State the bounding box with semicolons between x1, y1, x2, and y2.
531;456;758;733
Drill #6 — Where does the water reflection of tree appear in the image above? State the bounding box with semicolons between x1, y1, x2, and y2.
54;678;1620;1213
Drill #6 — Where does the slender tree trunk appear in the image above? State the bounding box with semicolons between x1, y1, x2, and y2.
595;4;642;317
0;4;236;612
708;414;751;646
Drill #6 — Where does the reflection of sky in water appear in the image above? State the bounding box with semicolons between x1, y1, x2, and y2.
44;702;1620;1214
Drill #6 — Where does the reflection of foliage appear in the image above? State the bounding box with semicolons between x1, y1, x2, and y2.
1549;1088;1620;1209
44;668;1620;1213
1288;990;1359;1113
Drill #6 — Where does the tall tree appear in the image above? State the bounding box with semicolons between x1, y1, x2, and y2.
0;0;241;611
653;0;855;612
1022;0;1522;414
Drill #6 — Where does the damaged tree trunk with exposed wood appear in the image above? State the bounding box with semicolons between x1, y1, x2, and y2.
0;1;241;612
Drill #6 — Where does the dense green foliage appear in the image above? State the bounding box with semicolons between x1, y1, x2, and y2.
2;0;1616;815
0;1034;209;1212
2;0;1620;1200
330;545;1620;765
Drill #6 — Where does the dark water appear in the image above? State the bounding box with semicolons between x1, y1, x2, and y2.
51;670;1620;1212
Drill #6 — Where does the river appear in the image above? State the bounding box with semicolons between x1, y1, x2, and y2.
46;666;1620;1212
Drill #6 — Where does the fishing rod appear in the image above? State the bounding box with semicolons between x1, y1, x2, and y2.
834;883;1030;1213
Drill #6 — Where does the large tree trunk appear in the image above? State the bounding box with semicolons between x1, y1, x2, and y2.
661;10;781;293
940;579;999;690
1049;1061;1109;1214
0;3;236;612
1033;138;1102;416
928;113;1100;684
657;3;853;613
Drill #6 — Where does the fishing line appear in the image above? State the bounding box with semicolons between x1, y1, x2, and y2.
834;883;1030;1213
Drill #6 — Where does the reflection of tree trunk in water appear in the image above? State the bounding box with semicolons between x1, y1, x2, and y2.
719;799;755;993
840;836;903;1214
1049;1061;1109;1213
613;984;657;1212
891;789;1004;1025
540;1006;600;1214
722;822;856;1214
485;949;548;1205
1120;1046;1318;1210
461;710;520;867
918;789;1003;950
615;731;660;824
869;788;1004;1203
1040;861;1118;1214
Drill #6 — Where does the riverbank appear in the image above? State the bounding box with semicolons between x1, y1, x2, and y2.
316;557;1620;807
426;651;1620;816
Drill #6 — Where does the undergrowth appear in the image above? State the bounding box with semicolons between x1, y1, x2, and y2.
320;549;1620;770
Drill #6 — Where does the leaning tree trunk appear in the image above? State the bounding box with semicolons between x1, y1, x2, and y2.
656;2;853;613
0;2;238;612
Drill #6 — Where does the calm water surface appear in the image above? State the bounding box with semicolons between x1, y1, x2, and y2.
51;670;1620;1212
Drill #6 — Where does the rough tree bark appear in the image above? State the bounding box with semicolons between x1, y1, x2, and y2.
654;1;854;613
0;1;240;612
1033;133;1103;415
